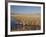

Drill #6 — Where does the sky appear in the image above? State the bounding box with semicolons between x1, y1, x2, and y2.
11;5;41;14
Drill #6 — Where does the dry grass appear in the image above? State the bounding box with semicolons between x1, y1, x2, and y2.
11;15;41;31
12;15;41;25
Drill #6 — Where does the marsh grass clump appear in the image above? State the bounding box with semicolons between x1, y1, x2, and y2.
11;15;41;31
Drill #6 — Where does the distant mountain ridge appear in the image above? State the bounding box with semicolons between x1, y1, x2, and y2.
11;12;40;15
